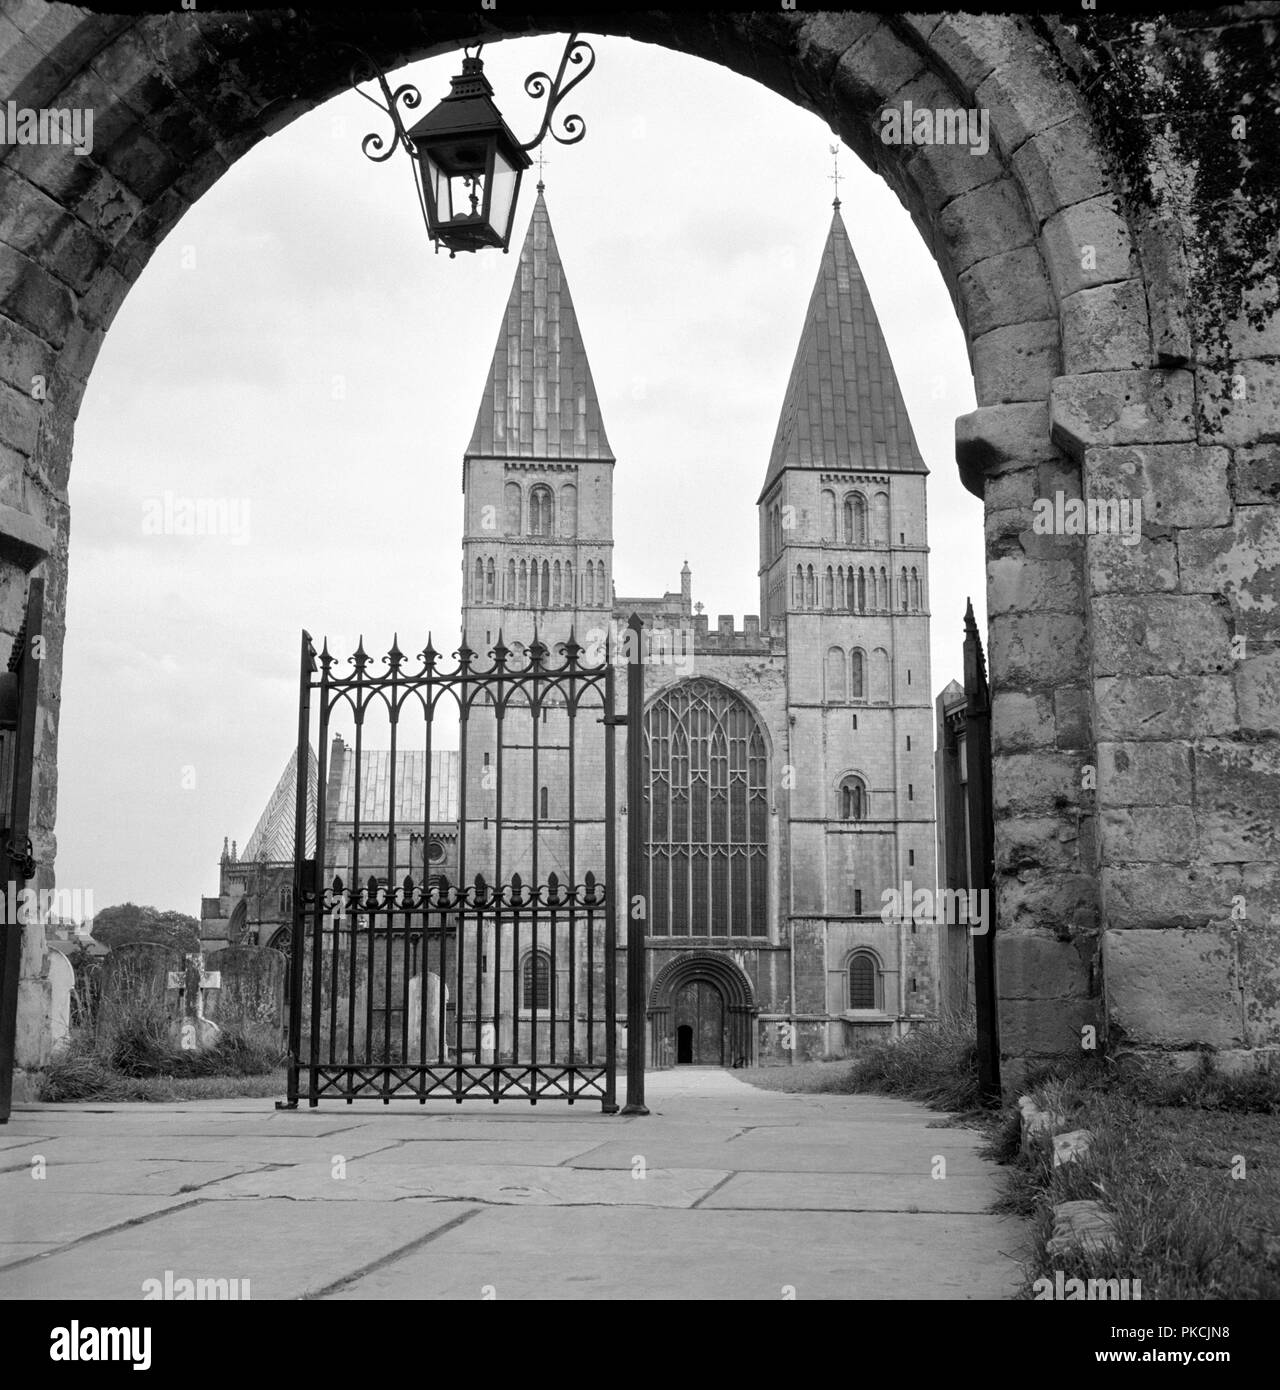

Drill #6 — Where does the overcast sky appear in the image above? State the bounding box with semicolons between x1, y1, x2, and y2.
57;34;983;923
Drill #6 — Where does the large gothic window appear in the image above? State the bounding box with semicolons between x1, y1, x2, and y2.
645;681;768;938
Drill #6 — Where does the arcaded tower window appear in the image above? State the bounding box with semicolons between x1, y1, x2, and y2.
644;679;768;937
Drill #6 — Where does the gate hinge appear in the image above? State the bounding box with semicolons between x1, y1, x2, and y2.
600;715;629;727
4;836;36;882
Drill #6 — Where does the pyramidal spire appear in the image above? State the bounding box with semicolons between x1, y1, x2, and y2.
466;187;613;462
759;204;926;500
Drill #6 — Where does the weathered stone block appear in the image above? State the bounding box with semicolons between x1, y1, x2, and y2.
999;995;1098;1057
0;252;74;347
1099;805;1197;864
996;816;1083;874
1231;444;1280;505
957;401;1061;496
973;318;1061;405
987;554;1080;615
1041;197;1138;300
1194;739;1280;864
1177;510;1280;615
958;245;1054;338
938;177;1035;276
1094;674;1237;739
1054;685;1091;748
1102;865;1234;930
973;32;1081;152
1012;112;1113;226
983;462;1038;513
1060;279;1150;374
989;611;1086;686
1050;369;1196;456
998;931;1092;999
0;313;54;396
1096;739;1193;806
1103;926;1242;1047
996;869;1099;936
1086;532;1178;594
1196;360;1280;447
1237;650;1280;734
1090;595;1231;678
992;690;1054;749
1083;443;1232;530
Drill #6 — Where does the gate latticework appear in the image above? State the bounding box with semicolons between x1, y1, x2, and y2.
283;627;636;1110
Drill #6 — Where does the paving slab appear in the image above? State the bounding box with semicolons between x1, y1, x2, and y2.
324;1206;1021;1300
1;1069;1024;1299
0;1198;480;1300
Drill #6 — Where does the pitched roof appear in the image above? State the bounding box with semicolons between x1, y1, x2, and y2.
465;188;614;463
759;206;927;501
241;746;317;863
332;749;460;826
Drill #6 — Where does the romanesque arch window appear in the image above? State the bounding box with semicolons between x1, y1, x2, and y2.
529;485;553;537
872;492;890;545
872;648;890;701
518;559;528;606
910;567;921;611
564;560;573;607
879;566;888;609
644;680;768;938
899;567;909;611
820;489;836;541
793;565;803;607
507;559;516;602
825;647;847;703
839;774;867;821
805;565;815;607
504;481;522;534
473;558;484;602
857;566;867;612
844;492;867;544
485;557;495;602
585;560;594;606
823;566;834;609
851;648;865;699
847;950;882;1010
540;559;551;608
553;560;562;606
521;950;552;1011
595;562;606;607
560;484;577;537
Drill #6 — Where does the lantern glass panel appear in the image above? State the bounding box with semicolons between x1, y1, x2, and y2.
488;148;519;242
422;151;452;225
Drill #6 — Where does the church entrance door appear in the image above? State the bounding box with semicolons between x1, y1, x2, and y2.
673;979;724;1065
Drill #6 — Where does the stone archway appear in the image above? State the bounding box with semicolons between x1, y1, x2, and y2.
2;7;1276;1087
649;951;756;1069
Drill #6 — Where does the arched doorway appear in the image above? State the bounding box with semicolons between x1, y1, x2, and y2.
649;952;755;1069
674;979;724;1065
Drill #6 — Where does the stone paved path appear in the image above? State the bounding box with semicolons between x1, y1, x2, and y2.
0;1069;1023;1299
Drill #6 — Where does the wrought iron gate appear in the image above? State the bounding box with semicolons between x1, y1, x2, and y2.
0;580;43;1123
282;626;639;1110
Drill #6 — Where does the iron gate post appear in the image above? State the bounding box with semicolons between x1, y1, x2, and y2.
963;601;1000;1101
279;629;315;1110
621;614;649;1115
0;579;41;1124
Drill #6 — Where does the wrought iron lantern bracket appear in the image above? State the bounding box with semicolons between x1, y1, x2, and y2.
345;35;596;254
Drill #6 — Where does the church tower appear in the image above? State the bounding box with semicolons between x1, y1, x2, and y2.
460;185;614;658
758;202;938;1023
458;186;615;891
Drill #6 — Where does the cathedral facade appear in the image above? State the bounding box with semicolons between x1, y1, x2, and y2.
205;187;939;1068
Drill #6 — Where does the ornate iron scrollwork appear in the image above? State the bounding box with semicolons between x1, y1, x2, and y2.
519;34;596;150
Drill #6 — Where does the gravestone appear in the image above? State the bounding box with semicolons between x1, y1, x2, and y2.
170;953;222;1051
406;971;449;1061
97;942;184;1040
205;946;285;1047
47;950;74;1055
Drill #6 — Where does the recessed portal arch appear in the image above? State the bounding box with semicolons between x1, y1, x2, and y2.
648;951;756;1069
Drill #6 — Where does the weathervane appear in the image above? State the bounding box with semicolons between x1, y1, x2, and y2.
536;146;550;190
829;143;843;209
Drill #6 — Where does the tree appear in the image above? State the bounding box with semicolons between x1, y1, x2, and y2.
90;903;200;954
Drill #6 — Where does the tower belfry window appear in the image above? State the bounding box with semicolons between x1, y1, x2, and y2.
529;485;553;537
